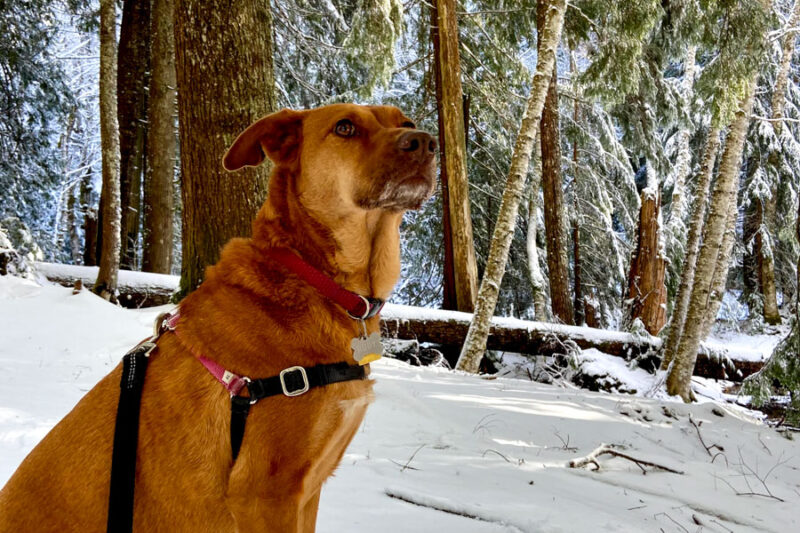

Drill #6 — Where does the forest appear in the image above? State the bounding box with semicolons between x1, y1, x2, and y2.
1;1;800;529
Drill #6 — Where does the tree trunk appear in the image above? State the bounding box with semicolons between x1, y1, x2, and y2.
771;0;800;136
430;3;456;311
526;136;548;320
80;172;97;266
66;185;81;264
174;0;276;297
570;51;583;326
667;80;757;401
142;0;176;274
753;0;800;325
93;0;122;301
756;202;781;324
455;0;567;373
661;127;720;369
117;0;151;270
667;45;697;232
701;192;739;338
626;187;667;335
539;6;572;325
431;0;479;312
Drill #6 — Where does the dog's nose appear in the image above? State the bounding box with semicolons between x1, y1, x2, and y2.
397;131;437;159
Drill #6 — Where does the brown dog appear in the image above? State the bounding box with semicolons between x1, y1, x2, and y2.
0;103;436;532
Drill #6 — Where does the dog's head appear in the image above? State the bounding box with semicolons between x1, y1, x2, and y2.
223;104;437;213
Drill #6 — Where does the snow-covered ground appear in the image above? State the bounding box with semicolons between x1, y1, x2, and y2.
1;275;798;532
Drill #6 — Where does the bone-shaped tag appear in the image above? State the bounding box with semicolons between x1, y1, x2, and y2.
351;332;384;366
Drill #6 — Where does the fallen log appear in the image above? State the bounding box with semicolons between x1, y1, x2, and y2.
36;262;178;308
380;304;763;381
36;262;763;380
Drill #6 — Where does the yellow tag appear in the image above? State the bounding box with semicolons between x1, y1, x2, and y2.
358;353;382;366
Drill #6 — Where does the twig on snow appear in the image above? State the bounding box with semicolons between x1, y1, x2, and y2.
689;416;725;457
568;444;684;475
397;444;426;472
653;512;690;533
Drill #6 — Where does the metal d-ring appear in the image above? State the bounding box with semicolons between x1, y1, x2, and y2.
347;295;371;321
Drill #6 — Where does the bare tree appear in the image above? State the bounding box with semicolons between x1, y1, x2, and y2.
93;0;121;301
456;0;568;373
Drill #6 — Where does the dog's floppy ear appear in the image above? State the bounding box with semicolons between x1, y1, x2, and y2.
223;109;305;172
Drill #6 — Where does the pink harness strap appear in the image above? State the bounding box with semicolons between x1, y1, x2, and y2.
163;309;248;397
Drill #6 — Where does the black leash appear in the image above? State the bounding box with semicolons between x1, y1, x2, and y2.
106;341;155;533
106;329;367;532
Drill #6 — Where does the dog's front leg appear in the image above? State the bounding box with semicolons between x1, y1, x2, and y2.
227;466;320;533
299;488;322;533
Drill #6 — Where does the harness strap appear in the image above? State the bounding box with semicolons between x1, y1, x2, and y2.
228;363;367;461
107;341;155;533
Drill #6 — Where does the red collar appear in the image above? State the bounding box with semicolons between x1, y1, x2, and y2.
268;248;385;320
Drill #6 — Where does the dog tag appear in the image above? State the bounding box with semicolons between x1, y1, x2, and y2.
351;332;384;366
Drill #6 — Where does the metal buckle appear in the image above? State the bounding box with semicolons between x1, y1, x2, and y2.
279;366;310;397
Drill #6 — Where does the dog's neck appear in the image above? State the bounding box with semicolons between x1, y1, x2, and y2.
253;166;403;300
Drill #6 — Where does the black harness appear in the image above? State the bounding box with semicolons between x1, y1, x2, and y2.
106;324;367;533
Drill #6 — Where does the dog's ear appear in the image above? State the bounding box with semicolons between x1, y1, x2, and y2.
222;109;305;172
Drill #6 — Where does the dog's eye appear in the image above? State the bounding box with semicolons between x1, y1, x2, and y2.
334;119;357;137
401;121;416;129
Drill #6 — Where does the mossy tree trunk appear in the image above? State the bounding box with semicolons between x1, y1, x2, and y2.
667;80;757;401
661;127;720;369
456;0;567;373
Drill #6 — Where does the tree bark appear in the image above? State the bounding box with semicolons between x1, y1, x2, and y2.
526;136;548;320
174;0;276;297
570;51;583;326
667;46;697;232
752;0;800;325
431;0;479;312
80;171;97;266
661;127;720;369
539;23;572;324
117;0;151;270
626;187;667;335
456;0;567;373
93;0;122;301
142;0;176;274
667;79;757;401
430;3;457;312
701;193;739;338
771;0;800;136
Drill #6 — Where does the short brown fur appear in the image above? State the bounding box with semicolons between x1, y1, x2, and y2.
0;103;436;532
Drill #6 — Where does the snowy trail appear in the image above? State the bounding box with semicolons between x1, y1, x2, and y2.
1;276;798;532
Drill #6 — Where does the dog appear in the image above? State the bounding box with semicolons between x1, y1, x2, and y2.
0;103;437;532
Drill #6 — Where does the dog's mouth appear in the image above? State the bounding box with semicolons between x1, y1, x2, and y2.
358;165;436;211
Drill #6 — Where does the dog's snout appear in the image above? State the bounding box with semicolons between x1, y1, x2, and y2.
397;131;437;159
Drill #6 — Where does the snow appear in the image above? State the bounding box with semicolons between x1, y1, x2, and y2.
2;275;799;532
